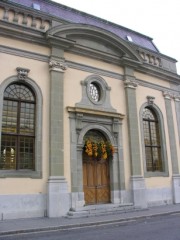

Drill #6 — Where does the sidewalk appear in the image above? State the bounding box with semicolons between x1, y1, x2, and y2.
0;204;180;236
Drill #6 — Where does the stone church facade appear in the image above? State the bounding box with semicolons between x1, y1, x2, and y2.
0;0;180;219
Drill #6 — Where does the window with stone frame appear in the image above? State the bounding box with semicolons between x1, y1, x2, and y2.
0;83;36;170
142;107;163;172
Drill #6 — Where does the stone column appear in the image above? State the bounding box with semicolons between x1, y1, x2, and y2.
163;92;180;203
124;67;147;208
47;48;69;217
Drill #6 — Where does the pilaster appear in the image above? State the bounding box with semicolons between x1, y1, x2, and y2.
124;66;147;208
49;54;67;176
163;92;179;175
47;47;69;217
163;91;180;203
174;95;180;142
124;67;141;176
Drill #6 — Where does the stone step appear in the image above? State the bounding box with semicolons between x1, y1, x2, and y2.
66;203;137;218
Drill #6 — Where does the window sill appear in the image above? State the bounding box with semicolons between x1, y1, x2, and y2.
144;171;169;178
0;170;42;178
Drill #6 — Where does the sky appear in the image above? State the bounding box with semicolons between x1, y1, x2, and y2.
52;0;180;75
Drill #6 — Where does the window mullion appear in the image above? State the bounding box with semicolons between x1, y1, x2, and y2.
16;100;21;170
148;120;154;171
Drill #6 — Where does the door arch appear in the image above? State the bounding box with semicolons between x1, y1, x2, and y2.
83;130;110;205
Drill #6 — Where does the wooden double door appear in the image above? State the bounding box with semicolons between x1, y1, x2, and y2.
83;156;110;205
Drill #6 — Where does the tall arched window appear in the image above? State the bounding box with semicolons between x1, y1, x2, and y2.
0;83;36;170
142;107;162;172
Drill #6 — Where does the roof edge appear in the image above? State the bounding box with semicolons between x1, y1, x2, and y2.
8;0;154;41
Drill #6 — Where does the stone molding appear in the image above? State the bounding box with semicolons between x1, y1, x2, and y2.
67;106;124;119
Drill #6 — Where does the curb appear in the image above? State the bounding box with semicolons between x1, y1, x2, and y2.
1;210;180;236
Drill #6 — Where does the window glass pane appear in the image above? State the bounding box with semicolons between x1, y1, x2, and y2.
89;83;100;102
0;135;16;169
152;147;162;171
19;137;34;169
2;100;18;133
143;107;162;172
150;122;157;145
4;84;35;101
145;146;153;171
143;121;150;145
1;83;36;171
143;108;155;120
20;103;35;134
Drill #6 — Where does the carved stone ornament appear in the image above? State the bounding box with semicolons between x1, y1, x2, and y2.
49;60;67;72
173;95;180;102
124;79;138;88
163;91;173;99
16;67;30;80
147;96;155;105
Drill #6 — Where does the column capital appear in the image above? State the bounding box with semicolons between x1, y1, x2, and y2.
173;95;180;102
49;59;67;72
124;79;138;89
163;91;173;100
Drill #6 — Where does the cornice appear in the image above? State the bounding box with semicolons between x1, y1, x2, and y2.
136;78;179;95
68;45;123;66
67;106;125;119
137;63;180;84
46;34;75;49
0;45;49;62
66;60;124;80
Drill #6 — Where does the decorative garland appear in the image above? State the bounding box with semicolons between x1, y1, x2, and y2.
83;140;115;160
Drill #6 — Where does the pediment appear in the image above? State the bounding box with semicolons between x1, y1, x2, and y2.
47;23;142;62
65;34;124;57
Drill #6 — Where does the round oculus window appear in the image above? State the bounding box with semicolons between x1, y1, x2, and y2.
89;82;100;102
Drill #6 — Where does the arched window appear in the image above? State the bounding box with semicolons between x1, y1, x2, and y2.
142;107;162;172
0;83;36;170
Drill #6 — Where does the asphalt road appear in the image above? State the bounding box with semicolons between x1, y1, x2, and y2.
1;213;180;240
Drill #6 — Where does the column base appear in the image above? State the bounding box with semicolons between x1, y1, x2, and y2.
131;175;147;209
47;176;70;217
172;175;180;203
70;192;85;211
111;190;121;204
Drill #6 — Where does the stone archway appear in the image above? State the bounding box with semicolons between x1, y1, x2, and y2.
68;106;125;210
83;130;110;205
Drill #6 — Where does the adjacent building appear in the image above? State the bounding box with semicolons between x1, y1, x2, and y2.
0;0;180;219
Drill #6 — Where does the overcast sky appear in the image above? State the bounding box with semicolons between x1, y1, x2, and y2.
52;0;180;74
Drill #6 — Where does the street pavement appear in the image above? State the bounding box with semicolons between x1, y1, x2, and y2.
0;204;180;236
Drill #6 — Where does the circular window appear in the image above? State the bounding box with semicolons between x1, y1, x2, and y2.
89;82;100;102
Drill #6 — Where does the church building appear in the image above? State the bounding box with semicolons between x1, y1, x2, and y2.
0;0;180;219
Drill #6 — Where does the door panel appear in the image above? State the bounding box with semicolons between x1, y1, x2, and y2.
83;157;110;205
96;159;110;204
